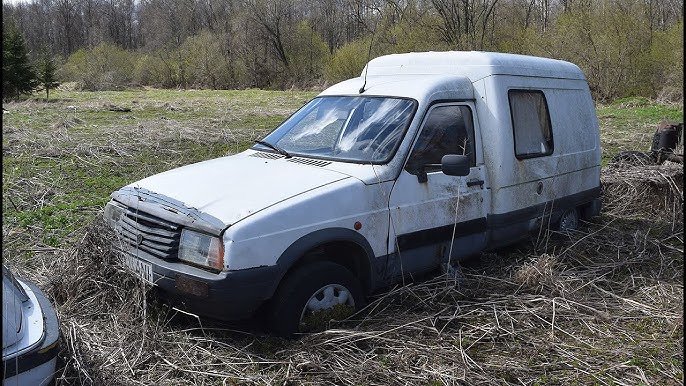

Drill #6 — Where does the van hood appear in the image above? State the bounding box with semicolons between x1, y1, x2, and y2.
121;152;351;227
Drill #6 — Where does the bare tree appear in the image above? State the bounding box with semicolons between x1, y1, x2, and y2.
431;0;463;46
310;0;345;53
431;0;500;49
246;0;294;68
55;0;87;56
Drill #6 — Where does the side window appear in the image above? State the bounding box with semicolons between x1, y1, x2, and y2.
508;90;553;158
405;105;475;175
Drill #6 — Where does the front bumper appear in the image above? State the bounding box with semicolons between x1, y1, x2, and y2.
3;283;59;386
125;250;281;321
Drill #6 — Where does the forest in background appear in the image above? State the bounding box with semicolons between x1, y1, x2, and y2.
2;0;683;101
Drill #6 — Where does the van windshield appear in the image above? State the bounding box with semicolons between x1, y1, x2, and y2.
254;96;417;163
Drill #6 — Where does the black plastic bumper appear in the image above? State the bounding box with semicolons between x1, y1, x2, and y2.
136;253;281;321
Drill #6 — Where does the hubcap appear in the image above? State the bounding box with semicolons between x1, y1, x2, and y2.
300;284;355;330
559;209;578;231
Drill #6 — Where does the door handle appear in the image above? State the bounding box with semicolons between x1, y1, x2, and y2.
467;179;484;188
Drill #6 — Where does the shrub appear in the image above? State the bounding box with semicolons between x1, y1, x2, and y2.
287;21;330;86
649;20;684;103
325;38;371;84
133;53;175;88
550;3;653;101
62;43;134;90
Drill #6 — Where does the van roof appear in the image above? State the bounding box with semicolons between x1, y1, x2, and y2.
362;51;585;81
320;74;475;101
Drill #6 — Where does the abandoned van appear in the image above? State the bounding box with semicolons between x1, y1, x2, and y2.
104;51;601;334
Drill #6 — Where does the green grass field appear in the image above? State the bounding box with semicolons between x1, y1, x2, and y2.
2;90;683;385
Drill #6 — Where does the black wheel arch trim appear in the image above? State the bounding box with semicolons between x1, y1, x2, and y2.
270;227;376;296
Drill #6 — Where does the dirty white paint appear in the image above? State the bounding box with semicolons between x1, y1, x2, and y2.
109;51;600;285
128;154;351;226
388;100;490;255
475;74;600;216
225;175;392;270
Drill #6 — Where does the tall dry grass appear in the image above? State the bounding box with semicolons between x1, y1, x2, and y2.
25;162;681;385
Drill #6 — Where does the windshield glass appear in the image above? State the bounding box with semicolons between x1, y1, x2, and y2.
254;96;416;163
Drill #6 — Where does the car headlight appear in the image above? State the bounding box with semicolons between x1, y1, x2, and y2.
178;229;225;271
104;202;125;228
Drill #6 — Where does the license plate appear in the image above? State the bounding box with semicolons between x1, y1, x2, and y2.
121;254;154;284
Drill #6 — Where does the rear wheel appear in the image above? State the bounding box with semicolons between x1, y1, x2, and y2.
268;261;364;335
557;208;579;231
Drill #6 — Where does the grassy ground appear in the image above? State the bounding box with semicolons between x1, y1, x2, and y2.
2;88;316;260
597;97;683;165
2;90;683;385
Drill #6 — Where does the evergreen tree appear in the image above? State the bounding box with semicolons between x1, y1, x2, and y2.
3;22;38;100
37;52;60;100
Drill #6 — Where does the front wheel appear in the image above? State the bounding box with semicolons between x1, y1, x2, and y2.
268;261;365;335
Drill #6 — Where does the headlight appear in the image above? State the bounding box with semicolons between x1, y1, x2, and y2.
104;202;125;228
178;229;225;271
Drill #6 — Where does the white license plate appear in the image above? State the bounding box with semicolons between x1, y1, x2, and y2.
121;255;154;284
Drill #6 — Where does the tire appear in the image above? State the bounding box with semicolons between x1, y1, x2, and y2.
556;208;579;231
268;261;365;335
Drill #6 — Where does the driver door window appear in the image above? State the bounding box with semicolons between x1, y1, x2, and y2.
405;105;476;175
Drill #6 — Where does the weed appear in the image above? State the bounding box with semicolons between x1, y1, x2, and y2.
1;91;682;385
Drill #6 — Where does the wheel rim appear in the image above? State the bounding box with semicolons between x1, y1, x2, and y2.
559;209;578;231
299;284;355;330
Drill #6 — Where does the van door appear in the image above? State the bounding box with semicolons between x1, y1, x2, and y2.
386;102;489;277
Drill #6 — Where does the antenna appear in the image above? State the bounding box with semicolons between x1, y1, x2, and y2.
359;25;376;94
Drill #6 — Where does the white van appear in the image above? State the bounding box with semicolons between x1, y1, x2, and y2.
104;51;601;334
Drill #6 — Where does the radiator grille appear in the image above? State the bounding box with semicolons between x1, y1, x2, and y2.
113;208;181;259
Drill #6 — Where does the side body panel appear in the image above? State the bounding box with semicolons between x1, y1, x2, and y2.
477;75;601;245
224;177;392;272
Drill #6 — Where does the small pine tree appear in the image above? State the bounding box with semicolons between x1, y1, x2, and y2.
38;52;60;100
3;22;38;100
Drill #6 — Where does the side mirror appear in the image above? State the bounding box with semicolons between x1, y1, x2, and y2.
441;154;470;176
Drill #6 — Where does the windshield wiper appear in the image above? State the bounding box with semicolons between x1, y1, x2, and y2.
254;140;292;158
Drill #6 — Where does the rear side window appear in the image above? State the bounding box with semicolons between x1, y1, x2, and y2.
508;90;553;159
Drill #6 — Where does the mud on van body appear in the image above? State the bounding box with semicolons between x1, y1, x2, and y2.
104;51;601;334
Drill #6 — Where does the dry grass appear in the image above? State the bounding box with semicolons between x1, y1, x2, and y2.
13;163;677;386
2;92;682;385
602;161;683;224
